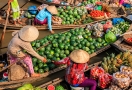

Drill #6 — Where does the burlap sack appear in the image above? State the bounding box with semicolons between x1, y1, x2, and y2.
9;64;26;81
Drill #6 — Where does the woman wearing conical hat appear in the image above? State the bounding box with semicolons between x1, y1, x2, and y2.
53;49;97;90
8;26;47;77
34;5;58;34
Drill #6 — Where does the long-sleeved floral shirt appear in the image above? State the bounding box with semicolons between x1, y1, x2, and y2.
54;57;88;86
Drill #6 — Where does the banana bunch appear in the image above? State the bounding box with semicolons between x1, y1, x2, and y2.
101;51;132;74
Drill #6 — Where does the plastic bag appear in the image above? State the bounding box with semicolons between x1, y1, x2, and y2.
120;66;132;80
109;84;122;90
24;11;32;19
103;20;113;32
90;67;104;80
86;24;92;30
92;23;103;32
28;6;37;15
98;73;112;89
113;72;130;89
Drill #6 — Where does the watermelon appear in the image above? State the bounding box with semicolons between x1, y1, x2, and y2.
47;85;55;90
55;85;64;90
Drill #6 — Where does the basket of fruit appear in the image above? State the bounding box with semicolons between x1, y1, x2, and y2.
52;16;62;25
123;33;132;46
90;10;105;20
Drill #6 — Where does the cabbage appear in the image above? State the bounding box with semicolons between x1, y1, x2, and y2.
105;31;117;43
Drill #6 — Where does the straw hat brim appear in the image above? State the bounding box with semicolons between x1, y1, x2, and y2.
46;6;58;15
18;26;39;42
69;49;90;63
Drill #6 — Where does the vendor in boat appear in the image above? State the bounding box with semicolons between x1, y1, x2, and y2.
34;6;58;34
53;50;97;90
7;0;22;26
7;26;47;77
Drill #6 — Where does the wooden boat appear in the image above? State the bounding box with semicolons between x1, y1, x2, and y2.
0;16;130;89
14;46;132;90
0;15;126;31
0;45;111;89
35;0;73;6
0;4;126;31
37;46;132;90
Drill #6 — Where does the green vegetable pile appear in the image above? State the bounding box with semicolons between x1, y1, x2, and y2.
57;6;93;25
109;22;130;36
81;0;97;6
31;28;109;74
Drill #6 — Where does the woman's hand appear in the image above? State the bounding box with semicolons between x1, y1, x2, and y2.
43;58;47;63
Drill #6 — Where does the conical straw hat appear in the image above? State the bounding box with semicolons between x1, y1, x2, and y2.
69;49;90;63
18;26;39;42
46;6;58;15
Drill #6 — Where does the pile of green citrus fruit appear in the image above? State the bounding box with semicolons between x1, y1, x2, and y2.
31;27;108;74
57;6;91;25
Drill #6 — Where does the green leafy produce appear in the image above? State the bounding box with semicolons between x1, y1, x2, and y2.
109;22;130;36
105;31;117;43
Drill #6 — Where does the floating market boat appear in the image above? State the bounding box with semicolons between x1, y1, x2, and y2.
0;3;126;30
15;46;132;90
0;15;126;30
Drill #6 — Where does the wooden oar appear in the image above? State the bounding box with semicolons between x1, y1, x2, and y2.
20;0;30;8
0;13;9;48
0;3;8;10
0;0;30;48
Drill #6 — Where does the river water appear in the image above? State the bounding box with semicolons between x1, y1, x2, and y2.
0;0;65;54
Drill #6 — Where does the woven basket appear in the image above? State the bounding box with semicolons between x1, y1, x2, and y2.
52;16;62;25
123;34;132;45
92;16;104;20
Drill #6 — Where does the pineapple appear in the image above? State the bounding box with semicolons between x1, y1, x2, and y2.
115;52;122;59
122;51;131;60
113;59;117;65
127;54;132;63
112;65;119;73
102;62;108;72
103;58;108;66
